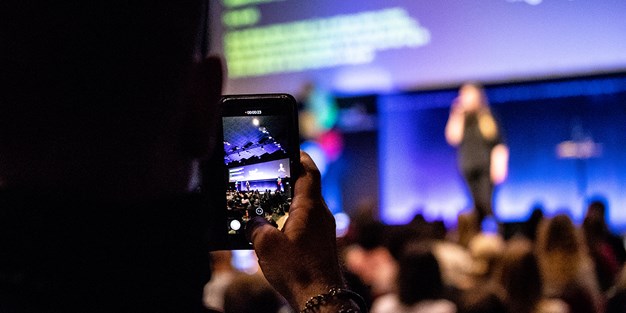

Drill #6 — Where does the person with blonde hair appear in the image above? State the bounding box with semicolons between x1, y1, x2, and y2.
494;238;569;313
535;214;603;313
445;83;508;225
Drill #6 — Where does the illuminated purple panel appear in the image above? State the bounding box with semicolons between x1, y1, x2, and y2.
210;1;626;94
379;91;468;226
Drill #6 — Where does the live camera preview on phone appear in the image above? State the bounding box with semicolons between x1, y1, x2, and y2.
222;105;295;237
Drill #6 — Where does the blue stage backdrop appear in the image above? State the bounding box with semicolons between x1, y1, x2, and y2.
378;75;626;233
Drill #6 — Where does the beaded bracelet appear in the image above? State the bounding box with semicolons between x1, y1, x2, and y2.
300;287;368;313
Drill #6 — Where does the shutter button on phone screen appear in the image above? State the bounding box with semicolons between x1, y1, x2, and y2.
230;219;242;231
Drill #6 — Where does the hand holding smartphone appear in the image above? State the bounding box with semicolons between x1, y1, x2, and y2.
205;94;300;250
203;94;359;311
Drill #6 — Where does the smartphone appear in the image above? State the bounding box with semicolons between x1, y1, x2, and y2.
205;94;300;250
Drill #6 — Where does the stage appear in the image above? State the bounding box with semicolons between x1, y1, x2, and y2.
324;73;626;234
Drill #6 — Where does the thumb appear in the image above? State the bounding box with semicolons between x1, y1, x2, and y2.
247;216;285;255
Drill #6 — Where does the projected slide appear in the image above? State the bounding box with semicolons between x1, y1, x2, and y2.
228;158;291;182
222;7;430;78
209;0;626;94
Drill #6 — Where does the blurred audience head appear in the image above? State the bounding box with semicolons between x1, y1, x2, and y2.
210;251;234;272
457;211;480;248
468;232;505;283
494;238;542;313
344;221;398;297
585;198;607;219
0;1;222;201
396;243;445;305
535;213;604;313
583;198;610;238
522;204;544;242
537;214;583;255
223;274;285;313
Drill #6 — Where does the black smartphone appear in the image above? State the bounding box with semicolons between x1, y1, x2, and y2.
205;94;300;250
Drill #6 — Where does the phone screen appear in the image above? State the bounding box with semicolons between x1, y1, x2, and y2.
216;94;300;249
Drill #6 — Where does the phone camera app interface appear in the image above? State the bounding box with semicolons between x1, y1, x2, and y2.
223;114;292;235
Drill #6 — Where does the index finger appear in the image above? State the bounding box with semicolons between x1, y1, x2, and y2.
292;151;323;205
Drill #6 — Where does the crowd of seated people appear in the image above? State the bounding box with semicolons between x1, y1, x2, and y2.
203;251;289;313
226;189;291;228
200;198;626;313
227;190;290;214
338;200;626;313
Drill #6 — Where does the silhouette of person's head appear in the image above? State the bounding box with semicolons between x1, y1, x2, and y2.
1;1;223;202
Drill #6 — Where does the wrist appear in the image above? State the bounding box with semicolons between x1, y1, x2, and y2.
292;283;344;311
302;300;360;313
299;287;367;313
290;267;346;309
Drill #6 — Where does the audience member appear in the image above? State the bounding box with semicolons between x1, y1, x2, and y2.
1;2;361;312
521;205;545;242
494;237;568;313
203;251;238;311
495;238;540;313
431;238;474;293
343;198;380;246
583;200;625;291
606;267;626;313
536;214;603;313
583;214;620;292
370;243;456;313
585;200;626;263
459;292;507;313
458;232;507;313
223;274;288;313
467;232;505;287
344;222;399;299
457;211;481;248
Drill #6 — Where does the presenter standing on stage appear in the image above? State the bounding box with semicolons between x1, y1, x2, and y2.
445;83;509;225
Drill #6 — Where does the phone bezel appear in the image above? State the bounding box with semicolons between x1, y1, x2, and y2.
206;93;300;250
